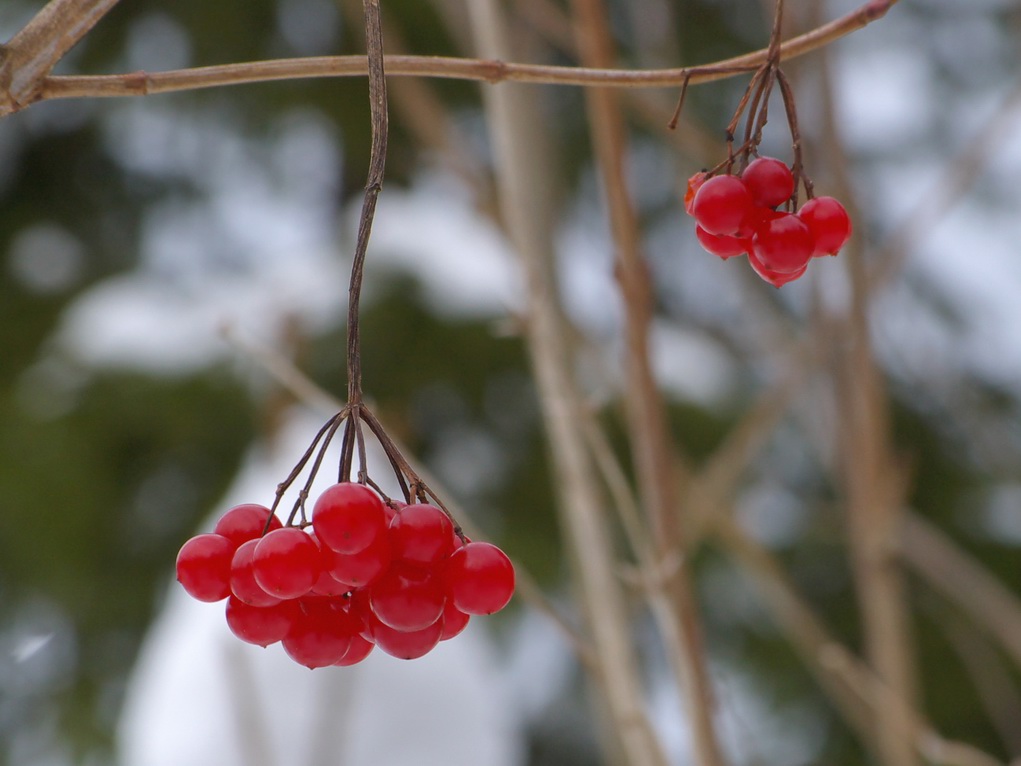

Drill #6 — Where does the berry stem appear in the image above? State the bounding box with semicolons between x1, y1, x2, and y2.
345;0;388;406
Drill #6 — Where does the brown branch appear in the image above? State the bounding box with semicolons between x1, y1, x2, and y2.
30;0;897;105
570;1;724;764
0;0;122;116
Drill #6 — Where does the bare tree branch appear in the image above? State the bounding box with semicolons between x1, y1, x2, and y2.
0;0;121;116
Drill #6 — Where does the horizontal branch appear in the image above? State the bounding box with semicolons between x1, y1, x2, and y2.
33;0;896;104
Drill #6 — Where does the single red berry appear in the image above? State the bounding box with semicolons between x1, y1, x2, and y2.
372;618;443;661
695;226;748;260
439;599;471;641
741;157;794;208
798;196;852;256
176;533;234;602
442;542;515;616
747;248;808;288
751;212;814;275
225;596;297;647
252;528;320;600
213;503;281;548
691;175;753;236
325;532;392;588
684;171;708;216
230;539;282;607
369;565;446;632
389;503;455;566
312;482;387;554
333;633;375;666
282;598;356;669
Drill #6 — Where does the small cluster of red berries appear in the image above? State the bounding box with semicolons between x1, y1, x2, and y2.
685;157;852;287
175;482;515;668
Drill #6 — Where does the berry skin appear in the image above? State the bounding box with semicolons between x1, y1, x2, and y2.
333;633;375;666
747;249;808;288
225;596;297;647
439;600;471;641
389;503;455;566
751;212;814;275
176;533;235;602
282;598;356;669
372;618;444;661
230;539;283;607
798;196;852;256
442;542;515;615
741;157;794;208
252;528;321;600
369;565;446;632
695;226;748;260
691;175;753;236
312;482;387;554
324;533;393;588
213;504;281;548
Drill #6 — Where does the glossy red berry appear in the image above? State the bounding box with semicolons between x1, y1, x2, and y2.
741;157;794;208
282;598;356;669
252;528;320;600
333;633;375;666
324;532;392;588
225;596;297;647
372;618;444;660
369;565;446;632
443;542;515;615
691;175;753;236
695;226;748;260
439;599;471;641
747;248;808;288
312;482;387;554
751;212;814;275
176;533;235;602
230;539;283;607
213;504;281;548
798;196;852;256
389;503;455;566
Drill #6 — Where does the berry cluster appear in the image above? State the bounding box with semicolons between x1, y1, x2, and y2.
175;483;515;668
685;157;852;288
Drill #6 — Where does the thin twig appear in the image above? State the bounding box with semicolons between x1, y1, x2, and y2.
26;0;897;107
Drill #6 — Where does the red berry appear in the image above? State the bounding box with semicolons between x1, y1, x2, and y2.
369;565;446;632
442;542;515;615
372;618;443;660
695;226;748;260
312;482;387;554
213;503;281;548
176;533;234;602
691;175;753;236
252;528;320;600
225;596;297;647
747;248;808;288
230;539;283;607
282;598;356;669
333;633;375;666
439;599;471;641
324;532;393;588
751;212;814;274
798;196;852;256
741;157;794;208
389;503;455;566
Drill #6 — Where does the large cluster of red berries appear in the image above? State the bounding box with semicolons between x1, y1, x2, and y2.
175;482;515;668
685;156;852;287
